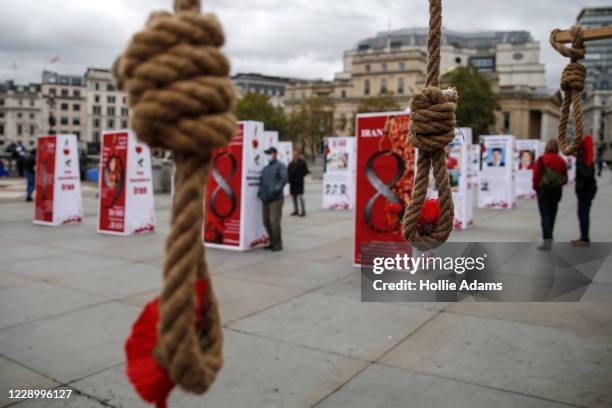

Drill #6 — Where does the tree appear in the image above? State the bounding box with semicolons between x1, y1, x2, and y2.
445;65;499;141
287;96;333;160
234;92;288;138
351;94;401;134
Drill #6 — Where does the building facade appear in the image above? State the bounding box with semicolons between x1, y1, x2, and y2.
40;70;87;141
0;81;44;148
284;28;559;140
231;73;300;107
84;68;130;147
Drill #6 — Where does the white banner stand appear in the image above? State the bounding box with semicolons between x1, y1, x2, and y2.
277;141;293;197
34;134;83;226
514;139;541;199
323;136;356;210
97;130;156;235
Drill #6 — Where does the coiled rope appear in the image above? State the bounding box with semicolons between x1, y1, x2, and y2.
114;0;235;394
549;25;586;156
402;0;457;250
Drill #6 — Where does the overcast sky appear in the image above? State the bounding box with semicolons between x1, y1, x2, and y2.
0;0;606;89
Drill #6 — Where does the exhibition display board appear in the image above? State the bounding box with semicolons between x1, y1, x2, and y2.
478;135;516;209
34;134;83;226
468;144;481;190
203;121;268;250
448;128;474;230
277;141;293;197
323;136;356;210
97;130;156;235
514;139;541;199
354;112;414;265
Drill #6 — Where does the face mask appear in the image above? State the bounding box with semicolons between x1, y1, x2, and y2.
265;153;272;162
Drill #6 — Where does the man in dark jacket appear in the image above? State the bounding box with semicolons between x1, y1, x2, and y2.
572;135;597;247
24;148;36;202
287;149;309;216
258;147;288;251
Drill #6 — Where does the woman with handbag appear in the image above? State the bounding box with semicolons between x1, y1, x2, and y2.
533;139;568;251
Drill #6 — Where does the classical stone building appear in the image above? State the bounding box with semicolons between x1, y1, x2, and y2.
0;81;44;148
284;28;560;141
84;68;130;147
40;70;87;141
231;73;300;107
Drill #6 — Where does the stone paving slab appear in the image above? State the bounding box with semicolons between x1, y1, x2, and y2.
5;252;130;281
230;292;437;361
380;313;612;407
219;257;355;290
0;302;139;383
71;329;368;408
316;363;574;408
0;271;35;289
0;282;106;330
0;356;57;408
49;263;162;301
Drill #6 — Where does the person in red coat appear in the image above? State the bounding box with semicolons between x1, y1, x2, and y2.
572;135;597;246
533;139;567;251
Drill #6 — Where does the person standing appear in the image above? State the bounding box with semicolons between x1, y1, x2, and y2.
572;135;597;247
533;139;567;251
24;148;36;202
288;149;309;217
13;142;25;176
258;147;288;251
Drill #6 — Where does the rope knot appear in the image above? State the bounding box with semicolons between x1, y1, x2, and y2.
114;4;236;161
560;62;586;92
408;86;458;153
549;24;586;157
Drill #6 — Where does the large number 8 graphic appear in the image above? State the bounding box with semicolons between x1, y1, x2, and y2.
364;150;405;233
209;151;238;220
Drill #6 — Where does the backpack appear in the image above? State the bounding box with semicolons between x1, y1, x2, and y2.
538;158;566;190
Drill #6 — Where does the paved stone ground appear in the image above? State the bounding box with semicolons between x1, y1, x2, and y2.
0;173;611;408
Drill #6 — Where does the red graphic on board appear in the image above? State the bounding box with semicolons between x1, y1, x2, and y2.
99;132;128;233
204;124;243;246
34;136;57;223
354;113;414;264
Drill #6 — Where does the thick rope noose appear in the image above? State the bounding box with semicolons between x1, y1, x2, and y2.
402;0;457;250
549;25;586;156
114;0;236;394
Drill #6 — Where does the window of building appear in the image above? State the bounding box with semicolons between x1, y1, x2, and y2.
49;88;56;96
17;113;22;119
341;90;346;98
92;105;101;115
61;103;68;111
107;96;116;104
17;124;22;135
503;112;510;132
94;118;100;128
382;63;388;72
61;89;69;96
397;77;405;94
122;97;127;104
121;107;129;116
0;112;4;118
73;117;80;126
95;82;100;91
18;99;23;106
380;79;388;94
29;125;35;135
0;99;3;105
365;64;371;73
121;120;128;128
93;131;98;141
107;83;115;92
74;131;80;139
73;104;80;111
30;99;35;107
108;119;114;128
61;117;69;125
95;95;100;103
364;79;370;95
0;124;4;135
29;113;34;119
74;89;81;97
399;62;406;71
107;107;115;116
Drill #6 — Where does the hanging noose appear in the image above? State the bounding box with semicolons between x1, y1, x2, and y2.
549;25;586;157
401;0;457;250
114;0;235;394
